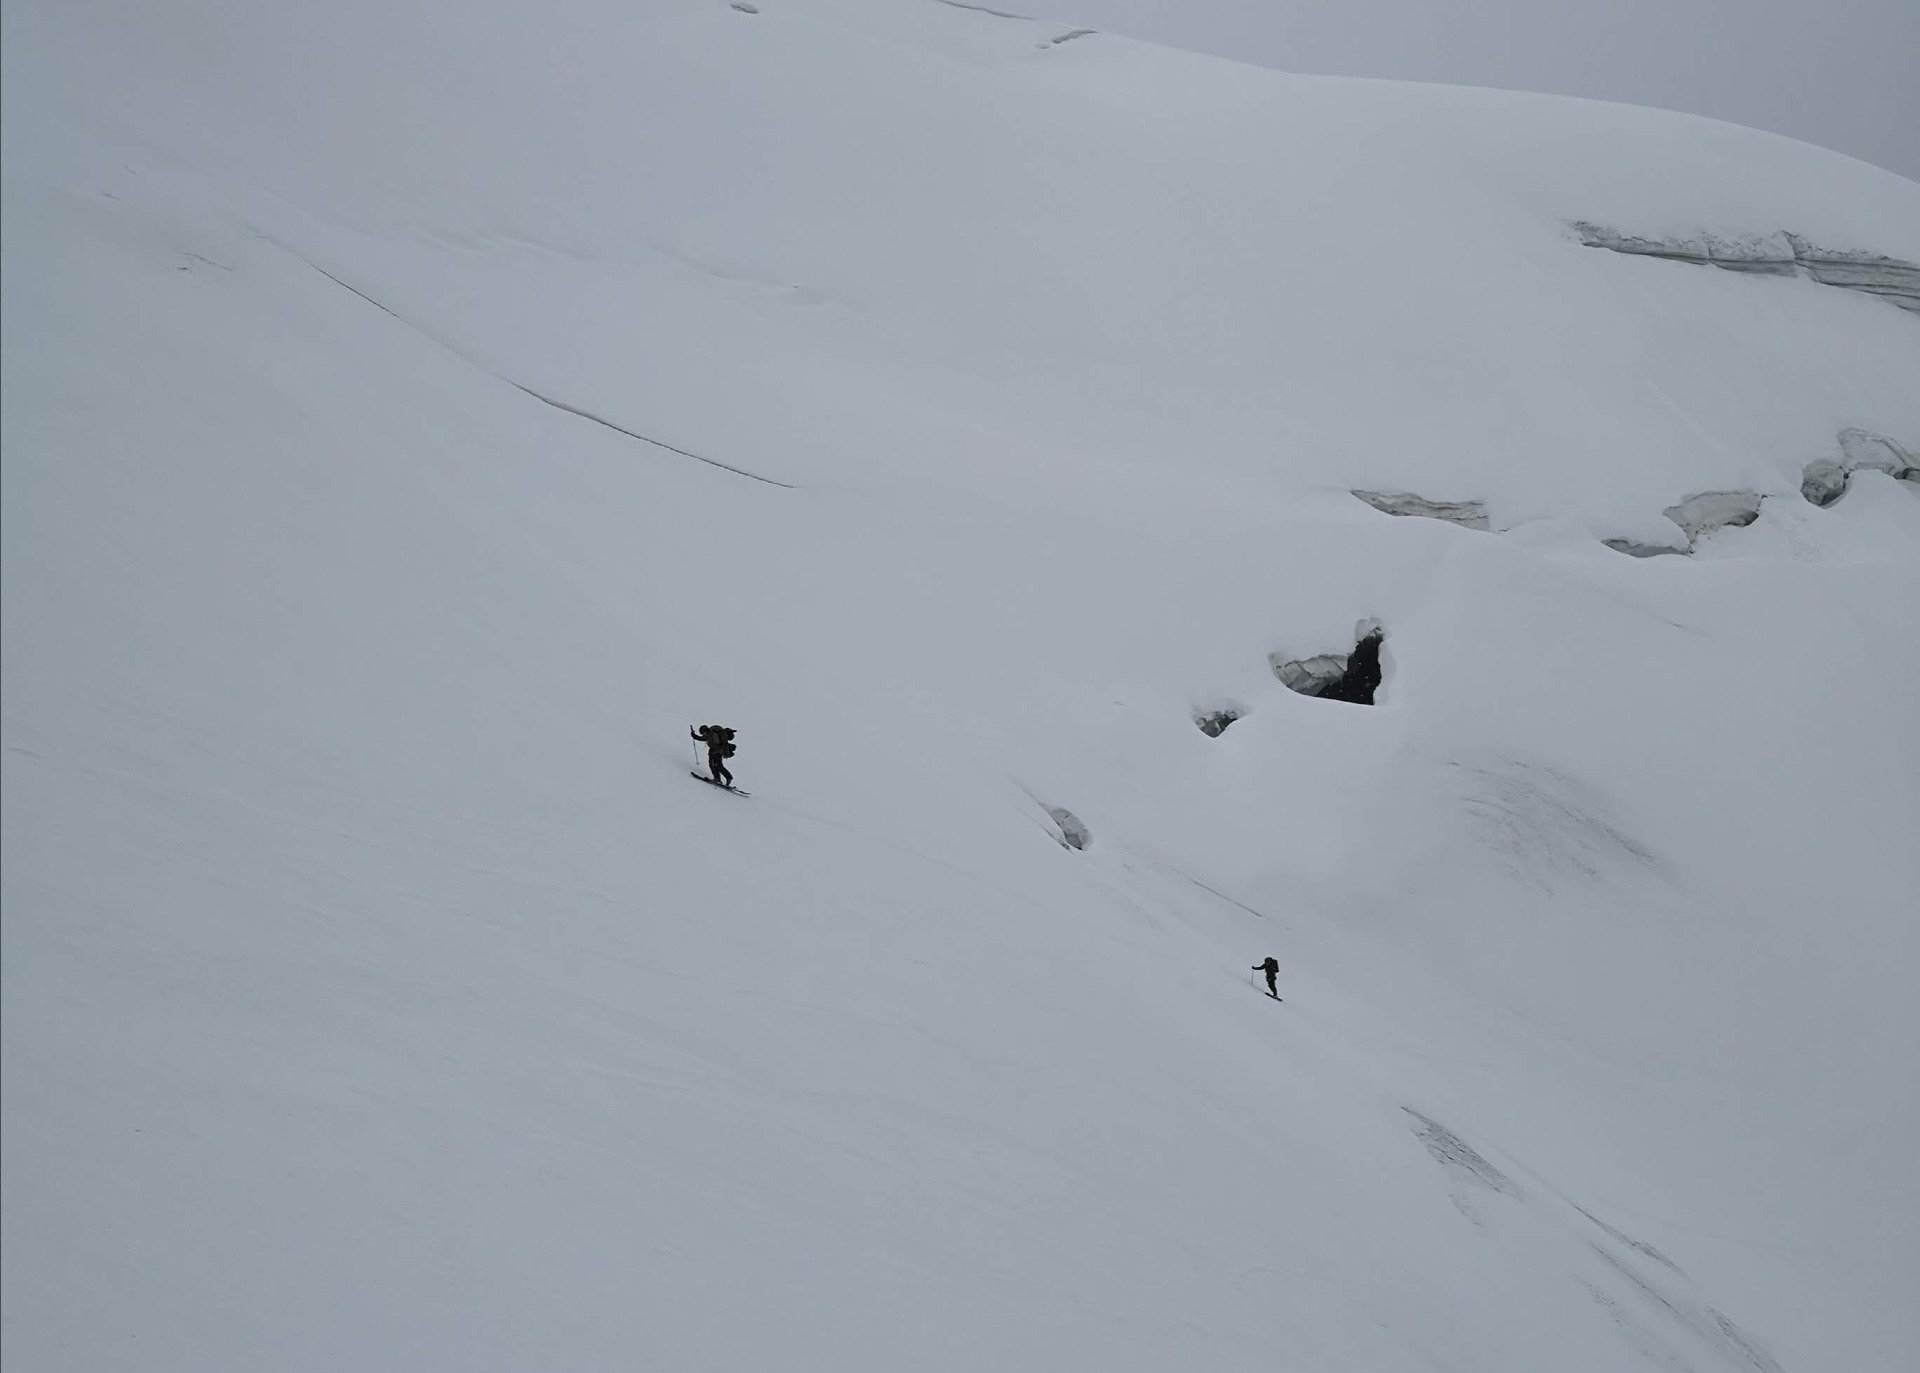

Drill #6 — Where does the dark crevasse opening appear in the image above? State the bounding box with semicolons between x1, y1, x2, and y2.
1194;706;1245;737
1604;490;1762;558
1046;806;1091;850
1271;621;1387;705
1803;430;1918;507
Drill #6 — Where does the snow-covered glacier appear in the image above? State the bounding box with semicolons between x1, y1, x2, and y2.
5;2;1916;1370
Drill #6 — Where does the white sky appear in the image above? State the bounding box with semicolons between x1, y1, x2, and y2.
1036;0;1920;183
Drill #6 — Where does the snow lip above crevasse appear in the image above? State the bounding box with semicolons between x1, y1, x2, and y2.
1572;221;1920;313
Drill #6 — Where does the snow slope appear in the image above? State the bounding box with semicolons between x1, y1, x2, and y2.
5;2;1917;1369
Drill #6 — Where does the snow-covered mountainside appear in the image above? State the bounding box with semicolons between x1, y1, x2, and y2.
5;2;1917;1369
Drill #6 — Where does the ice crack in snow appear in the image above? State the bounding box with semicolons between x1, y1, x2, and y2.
275;238;795;489
1572;221;1920;315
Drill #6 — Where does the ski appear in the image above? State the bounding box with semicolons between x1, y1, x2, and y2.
690;772;749;797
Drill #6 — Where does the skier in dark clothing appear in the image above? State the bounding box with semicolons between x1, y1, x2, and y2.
692;724;737;788
1253;957;1281;998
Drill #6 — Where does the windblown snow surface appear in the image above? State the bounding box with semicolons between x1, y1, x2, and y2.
5;2;1918;1369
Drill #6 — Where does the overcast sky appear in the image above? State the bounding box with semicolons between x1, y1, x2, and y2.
1036;0;1920;183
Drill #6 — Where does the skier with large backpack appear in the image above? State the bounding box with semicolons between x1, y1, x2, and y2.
691;724;738;789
